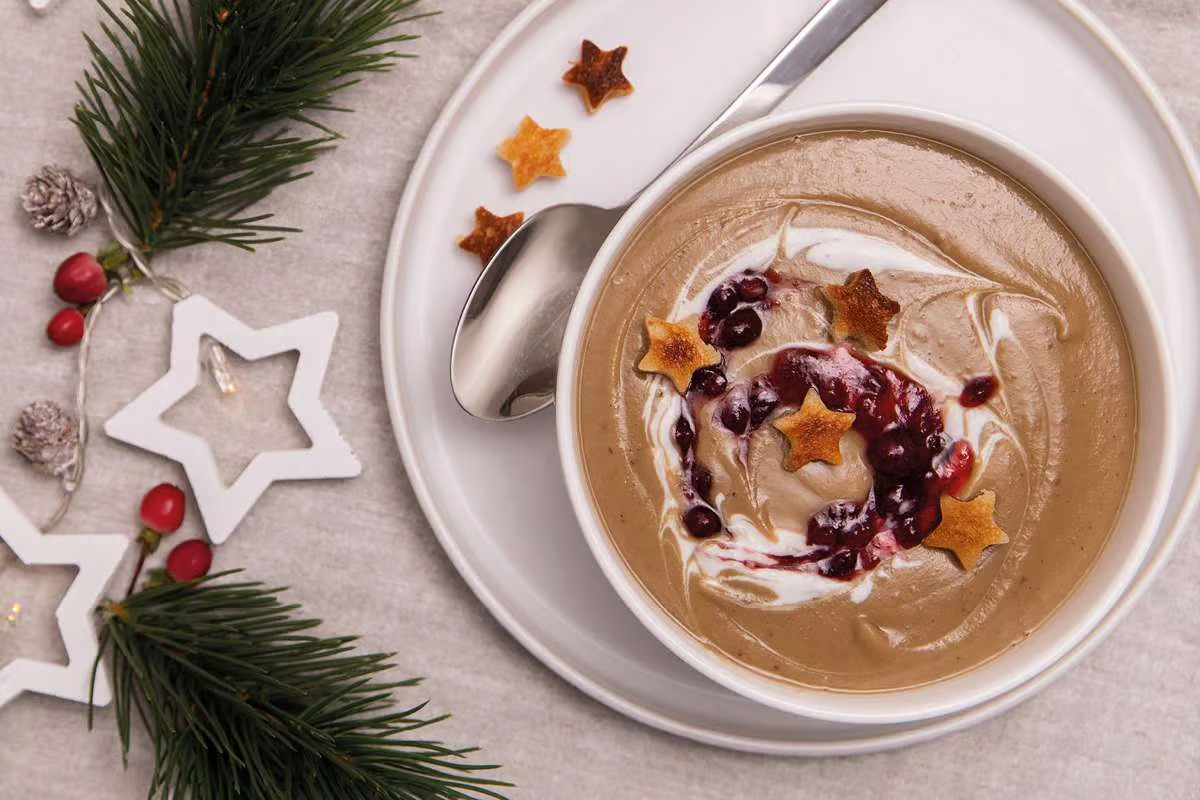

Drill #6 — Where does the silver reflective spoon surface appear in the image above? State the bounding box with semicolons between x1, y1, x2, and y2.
451;0;890;421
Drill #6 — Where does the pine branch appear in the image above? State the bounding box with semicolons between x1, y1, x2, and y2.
73;0;429;255
90;572;511;800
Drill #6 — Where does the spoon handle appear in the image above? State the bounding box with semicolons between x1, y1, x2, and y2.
678;0;890;162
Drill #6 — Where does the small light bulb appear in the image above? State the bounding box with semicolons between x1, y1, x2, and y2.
204;340;238;395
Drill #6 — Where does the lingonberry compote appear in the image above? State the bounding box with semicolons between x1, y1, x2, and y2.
673;272;977;581
769;345;975;577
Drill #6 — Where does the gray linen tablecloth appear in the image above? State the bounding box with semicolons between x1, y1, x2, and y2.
0;1;1197;798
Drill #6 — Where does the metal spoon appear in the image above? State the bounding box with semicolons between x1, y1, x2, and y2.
451;0;889;421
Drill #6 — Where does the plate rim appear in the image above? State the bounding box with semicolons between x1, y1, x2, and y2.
379;0;1200;755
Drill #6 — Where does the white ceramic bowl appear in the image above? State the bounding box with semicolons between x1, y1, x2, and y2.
556;104;1177;725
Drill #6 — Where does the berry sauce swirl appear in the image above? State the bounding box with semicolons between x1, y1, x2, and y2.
672;269;976;582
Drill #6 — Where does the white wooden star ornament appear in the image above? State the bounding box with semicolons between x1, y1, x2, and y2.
104;295;362;545
0;487;130;708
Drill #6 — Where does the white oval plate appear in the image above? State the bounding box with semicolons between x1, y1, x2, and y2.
381;0;1200;754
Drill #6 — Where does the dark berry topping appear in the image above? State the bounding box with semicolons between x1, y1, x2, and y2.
925;432;951;457
736;276;769;302
673;416;695;455
875;480;918;517
821;550;858;579
867;427;924;478
672;284;976;579
684;506;723;538
748;378;779;427
719;398;751;435
933;439;975;498
698;312;715;344
759;346;977;574
807;501;867;548
707;284;739;319
892;515;925;549
691;464;714;502
860;548;880;571
690;366;728;398
719;307;763;349
960;375;999;408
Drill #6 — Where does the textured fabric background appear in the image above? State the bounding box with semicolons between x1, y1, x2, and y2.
0;2;1197;798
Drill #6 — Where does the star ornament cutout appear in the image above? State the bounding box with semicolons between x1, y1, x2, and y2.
104;295;362;546
0;487;130;708
923;490;1011;571
563;39;635;113
458;206;525;266
496;116;571;190
773;388;857;470
637;316;720;393
820;269;901;351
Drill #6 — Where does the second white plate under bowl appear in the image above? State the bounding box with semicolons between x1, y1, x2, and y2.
380;0;1200;754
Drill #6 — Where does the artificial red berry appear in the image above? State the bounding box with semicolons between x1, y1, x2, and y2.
46;308;85;347
140;483;186;534
166;539;213;582
53;252;108;304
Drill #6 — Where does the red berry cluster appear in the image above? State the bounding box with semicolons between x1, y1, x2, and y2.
45;252;110;348
136;482;213;584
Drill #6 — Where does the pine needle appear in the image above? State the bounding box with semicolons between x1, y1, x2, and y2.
90;572;511;800
73;0;430;255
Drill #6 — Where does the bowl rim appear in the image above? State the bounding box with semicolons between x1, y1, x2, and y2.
555;101;1177;725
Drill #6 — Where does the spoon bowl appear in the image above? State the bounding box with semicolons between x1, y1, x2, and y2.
451;203;624;420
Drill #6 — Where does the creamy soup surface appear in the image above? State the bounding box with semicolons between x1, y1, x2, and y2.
576;130;1136;691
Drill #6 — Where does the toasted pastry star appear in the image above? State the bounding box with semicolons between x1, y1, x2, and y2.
773;388;857;470
563;39;634;113
820;269;901;351
458;206;525;266
638;316;720;393
923;491;1010;571
496;116;571;190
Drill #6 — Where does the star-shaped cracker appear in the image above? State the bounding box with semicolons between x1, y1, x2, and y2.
458;206;525;266
820;269;901;351
637;316;720;393
773;388;857;470
923;491;1010;571
563;39;635;113
496;116;571;190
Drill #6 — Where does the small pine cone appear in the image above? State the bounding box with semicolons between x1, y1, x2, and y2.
21;165;98;237
12;400;79;477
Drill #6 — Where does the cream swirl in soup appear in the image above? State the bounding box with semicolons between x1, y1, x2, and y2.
577;131;1135;691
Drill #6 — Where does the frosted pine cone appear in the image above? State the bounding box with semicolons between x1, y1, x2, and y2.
12;400;79;477
21;165;98;236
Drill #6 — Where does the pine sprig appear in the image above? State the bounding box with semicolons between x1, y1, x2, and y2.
90;573;510;800
73;0;428;255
